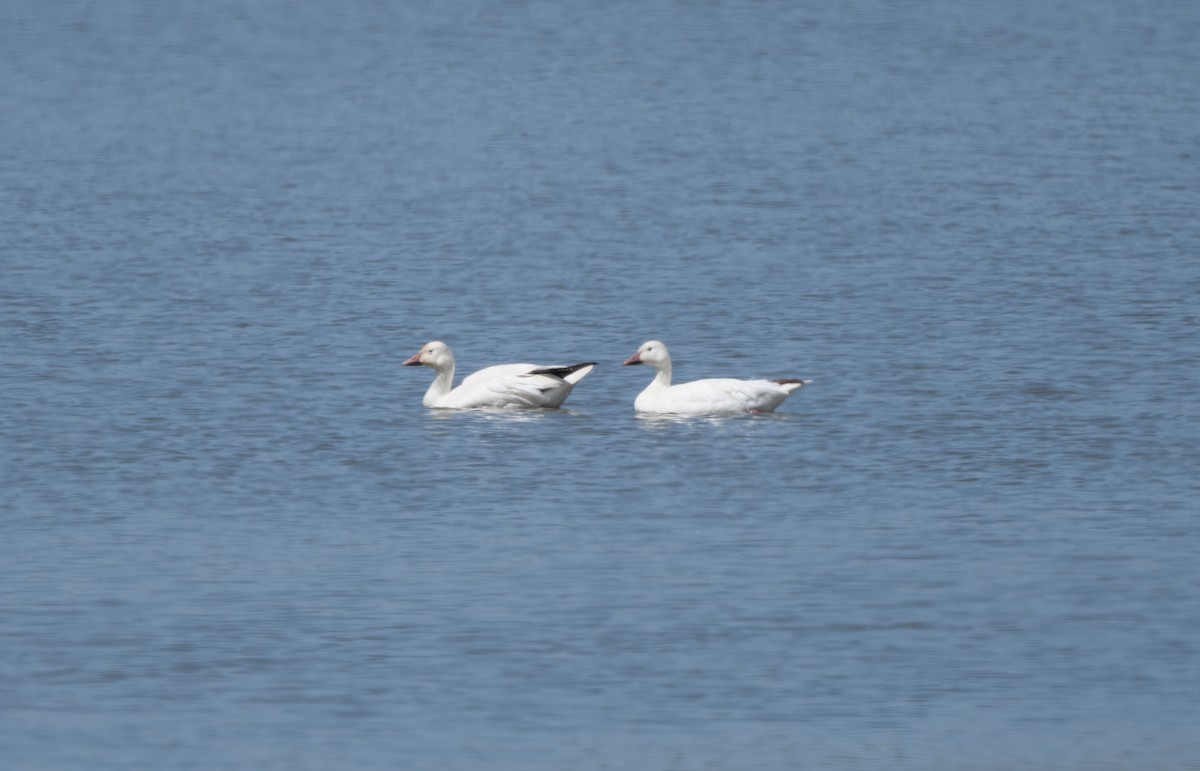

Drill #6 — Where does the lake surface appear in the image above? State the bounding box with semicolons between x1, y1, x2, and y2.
3;1;1199;769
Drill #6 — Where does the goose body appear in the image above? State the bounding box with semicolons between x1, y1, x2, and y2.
623;340;809;415
404;341;595;409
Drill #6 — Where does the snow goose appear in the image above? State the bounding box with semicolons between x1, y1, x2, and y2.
404;341;596;409
623;340;810;415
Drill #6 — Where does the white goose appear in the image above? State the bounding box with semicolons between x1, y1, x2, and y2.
404;341;596;409
623;340;810;415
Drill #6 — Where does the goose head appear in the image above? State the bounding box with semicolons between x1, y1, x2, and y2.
624;340;670;368
404;340;454;370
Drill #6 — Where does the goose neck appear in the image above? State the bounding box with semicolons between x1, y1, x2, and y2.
423;362;456;405
652;361;672;388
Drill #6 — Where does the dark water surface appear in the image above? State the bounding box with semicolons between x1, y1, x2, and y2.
3;1;1199;769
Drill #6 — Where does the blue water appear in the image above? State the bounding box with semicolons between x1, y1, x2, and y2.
3;1;1199;769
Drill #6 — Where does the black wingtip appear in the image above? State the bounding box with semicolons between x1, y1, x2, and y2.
527;362;598;380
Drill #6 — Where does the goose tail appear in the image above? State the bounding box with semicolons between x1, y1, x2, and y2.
772;378;812;394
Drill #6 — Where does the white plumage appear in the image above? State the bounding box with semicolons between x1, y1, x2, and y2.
623;340;809;415
404;341;595;409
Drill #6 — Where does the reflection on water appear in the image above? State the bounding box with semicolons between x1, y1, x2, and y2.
633;410;803;425
423;405;573;422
